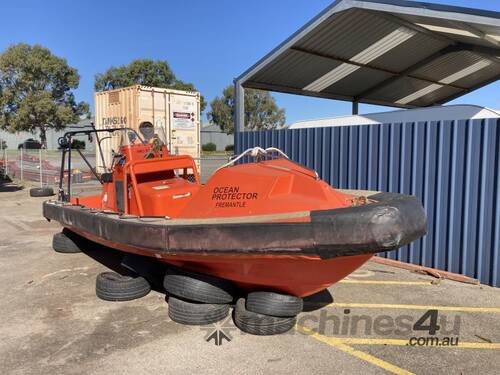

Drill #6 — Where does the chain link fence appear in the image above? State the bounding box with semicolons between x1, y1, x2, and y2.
195;155;232;183
0;148;98;190
0;146;231;188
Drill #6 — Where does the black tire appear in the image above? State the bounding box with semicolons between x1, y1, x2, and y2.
30;187;54;197
96;271;150;301
163;266;235;304
167;296;229;325
52;229;83;253
246;291;303;317
233;298;296;336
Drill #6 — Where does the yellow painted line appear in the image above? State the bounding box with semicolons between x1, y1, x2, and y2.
332;342;414;374
298;325;500;350
333;337;500;349
297;325;414;375
327;303;500;313
339;280;432;285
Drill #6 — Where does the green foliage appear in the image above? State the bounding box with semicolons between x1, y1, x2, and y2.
57;139;85;150
0;44;89;146
202;142;217;152
224;144;234;152
170;79;206;113
94;59;206;112
208;85;286;134
71;139;85;149
94;59;175;91
18;138;41;149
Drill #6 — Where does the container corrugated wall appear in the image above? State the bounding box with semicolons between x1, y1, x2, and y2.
236;118;500;287
95;85;201;173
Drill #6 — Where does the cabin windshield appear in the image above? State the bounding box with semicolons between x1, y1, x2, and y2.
117;128;144;148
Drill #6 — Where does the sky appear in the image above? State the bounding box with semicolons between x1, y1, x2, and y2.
0;0;499;125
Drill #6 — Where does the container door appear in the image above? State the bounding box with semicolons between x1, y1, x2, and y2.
152;91;169;145
95;90;129;173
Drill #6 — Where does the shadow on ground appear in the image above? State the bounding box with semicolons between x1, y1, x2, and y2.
0;176;23;192
303;289;334;312
77;236;167;292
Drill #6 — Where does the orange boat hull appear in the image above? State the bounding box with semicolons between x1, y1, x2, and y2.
68;225;372;297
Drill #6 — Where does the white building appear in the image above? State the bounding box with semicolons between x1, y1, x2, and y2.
288;105;500;129
201;123;233;151
0;118;95;151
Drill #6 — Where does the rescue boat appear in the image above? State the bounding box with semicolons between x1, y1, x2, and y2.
43;128;426;297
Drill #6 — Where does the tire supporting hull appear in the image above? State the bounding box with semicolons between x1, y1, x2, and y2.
64;225;372;297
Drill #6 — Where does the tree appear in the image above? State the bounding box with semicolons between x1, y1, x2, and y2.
94;59;206;111
0;44;89;147
208;85;285;134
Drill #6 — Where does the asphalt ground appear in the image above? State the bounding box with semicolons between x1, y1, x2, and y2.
1;183;500;375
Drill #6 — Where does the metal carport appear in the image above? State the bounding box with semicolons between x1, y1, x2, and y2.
234;0;500;131
233;0;500;287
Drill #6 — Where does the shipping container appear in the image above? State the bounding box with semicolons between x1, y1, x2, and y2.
94;85;201;172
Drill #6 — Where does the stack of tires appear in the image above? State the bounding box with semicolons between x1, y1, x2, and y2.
163;267;234;325
234;292;302;335
163;266;303;336
52;229;303;335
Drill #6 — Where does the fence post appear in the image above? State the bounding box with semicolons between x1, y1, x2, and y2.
0;139;4;178
39;149;43;188
0;138;3;178
20;148;23;181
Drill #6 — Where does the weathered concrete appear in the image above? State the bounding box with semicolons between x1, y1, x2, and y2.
1;185;499;374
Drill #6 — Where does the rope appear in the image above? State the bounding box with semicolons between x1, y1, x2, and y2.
215;147;290;172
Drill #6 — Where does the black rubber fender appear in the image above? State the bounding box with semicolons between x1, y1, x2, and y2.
43;191;427;258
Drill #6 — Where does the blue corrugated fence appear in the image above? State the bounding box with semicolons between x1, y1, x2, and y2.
236;118;500;287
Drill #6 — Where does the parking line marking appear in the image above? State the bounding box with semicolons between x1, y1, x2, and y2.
331;342;414;375
330;337;500;349
297;325;414;375
327;303;500;313
339;280;432;285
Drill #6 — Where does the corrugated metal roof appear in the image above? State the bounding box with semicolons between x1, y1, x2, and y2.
235;0;500;110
